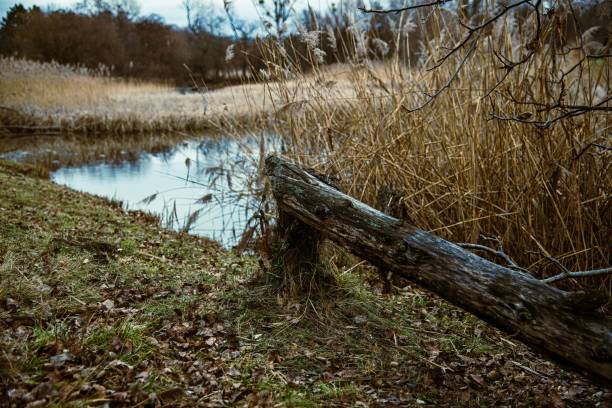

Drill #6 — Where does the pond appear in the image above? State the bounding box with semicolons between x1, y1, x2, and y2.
49;135;274;247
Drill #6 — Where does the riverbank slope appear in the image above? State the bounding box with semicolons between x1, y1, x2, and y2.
1;161;610;406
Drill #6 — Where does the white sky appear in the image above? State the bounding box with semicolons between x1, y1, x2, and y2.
0;0;268;27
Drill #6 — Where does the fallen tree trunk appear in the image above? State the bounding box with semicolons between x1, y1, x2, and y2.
265;155;612;383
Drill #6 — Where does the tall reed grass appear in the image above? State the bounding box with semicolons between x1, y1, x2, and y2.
251;4;611;291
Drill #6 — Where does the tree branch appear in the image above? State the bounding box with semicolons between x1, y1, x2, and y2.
458;243;523;270
359;0;453;14
543;267;612;284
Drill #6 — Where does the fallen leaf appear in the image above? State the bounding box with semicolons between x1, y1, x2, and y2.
159;388;183;404
101;299;114;310
49;351;73;368
353;315;368;325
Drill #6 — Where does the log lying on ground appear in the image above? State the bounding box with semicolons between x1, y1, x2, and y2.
265;155;612;383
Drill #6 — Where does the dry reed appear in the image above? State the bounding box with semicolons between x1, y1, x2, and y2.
255;5;611;291
0;57;272;133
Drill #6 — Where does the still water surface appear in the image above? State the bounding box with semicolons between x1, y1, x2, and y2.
52;136;269;247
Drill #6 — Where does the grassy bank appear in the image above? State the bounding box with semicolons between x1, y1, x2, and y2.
1;162;610;406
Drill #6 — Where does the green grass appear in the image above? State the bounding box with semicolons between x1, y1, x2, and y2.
84;321;154;364
0;159;607;406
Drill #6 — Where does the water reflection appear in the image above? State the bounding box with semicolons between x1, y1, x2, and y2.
52;136;270;247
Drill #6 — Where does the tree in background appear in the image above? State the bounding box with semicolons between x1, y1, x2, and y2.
0;2;236;84
0;4;28;56
182;0;226;34
75;0;141;20
181;0;232;82
223;0;259;78
256;0;297;38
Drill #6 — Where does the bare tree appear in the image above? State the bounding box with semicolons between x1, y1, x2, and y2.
182;0;197;32
223;0;258;40
255;0;298;38
182;0;226;35
181;0;231;82
75;0;141;19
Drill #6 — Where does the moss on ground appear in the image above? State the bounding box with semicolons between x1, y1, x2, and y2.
0;160;609;407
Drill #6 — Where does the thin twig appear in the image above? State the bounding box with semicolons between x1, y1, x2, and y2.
359;0;453;14
574;142;612;161
543;267;612;284
458;243;519;268
510;360;549;378
527;250;612;284
460;244;612;284
408;33;480;112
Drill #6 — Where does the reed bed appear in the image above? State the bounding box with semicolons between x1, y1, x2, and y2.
0;57;360;134
254;7;611;291
0;58;269;133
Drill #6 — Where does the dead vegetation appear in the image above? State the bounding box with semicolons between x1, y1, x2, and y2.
1;160;610;406
0;58;270;134
252;2;611;292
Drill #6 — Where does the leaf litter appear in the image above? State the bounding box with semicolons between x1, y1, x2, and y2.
0;160;610;407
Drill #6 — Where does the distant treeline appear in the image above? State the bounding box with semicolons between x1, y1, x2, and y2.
0;3;240;84
1;1;609;86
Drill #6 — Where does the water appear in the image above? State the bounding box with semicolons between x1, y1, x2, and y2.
51;136;268;247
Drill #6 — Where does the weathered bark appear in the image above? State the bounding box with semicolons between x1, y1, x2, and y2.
265;155;612;383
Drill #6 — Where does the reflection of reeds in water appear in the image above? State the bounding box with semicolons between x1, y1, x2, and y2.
0;132;188;170
131;135;273;248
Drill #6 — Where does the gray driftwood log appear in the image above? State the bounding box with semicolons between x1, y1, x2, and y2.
265;155;612;383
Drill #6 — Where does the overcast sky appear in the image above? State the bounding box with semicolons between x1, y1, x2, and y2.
0;0;268;27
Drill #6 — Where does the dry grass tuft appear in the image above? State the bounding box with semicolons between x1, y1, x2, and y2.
262;210;338;298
